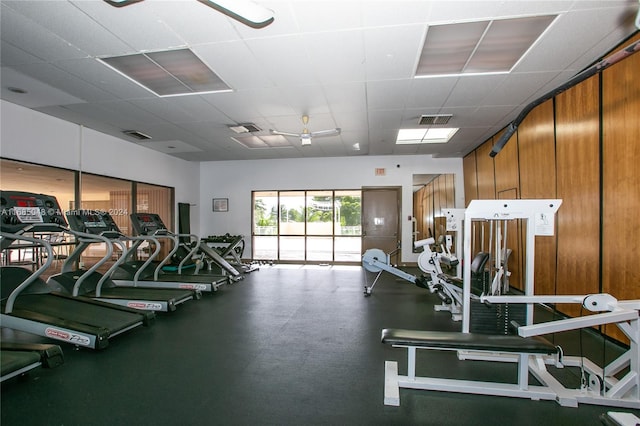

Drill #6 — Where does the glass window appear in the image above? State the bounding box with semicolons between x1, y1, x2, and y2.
0;158;75;214
252;189;361;263
253;191;278;261
306;190;333;236
137;183;173;231
79;174;132;261
279;191;305;235
80;174;132;233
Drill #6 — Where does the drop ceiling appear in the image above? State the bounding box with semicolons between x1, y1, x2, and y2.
1;0;638;162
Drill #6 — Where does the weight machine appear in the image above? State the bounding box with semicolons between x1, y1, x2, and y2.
383;199;640;409
462;199;562;332
362;209;464;299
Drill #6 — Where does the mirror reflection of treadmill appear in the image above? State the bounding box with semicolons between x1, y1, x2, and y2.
52;210;201;312
114;213;236;293
0;191;154;350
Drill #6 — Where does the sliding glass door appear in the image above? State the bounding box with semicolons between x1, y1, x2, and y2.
252;190;361;263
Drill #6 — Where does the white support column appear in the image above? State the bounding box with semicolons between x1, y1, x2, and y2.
408;347;417;380
517;353;529;390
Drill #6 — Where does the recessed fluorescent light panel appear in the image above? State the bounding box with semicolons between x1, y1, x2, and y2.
416;15;556;77
232;134;292;149
99;48;231;97
396;128;458;145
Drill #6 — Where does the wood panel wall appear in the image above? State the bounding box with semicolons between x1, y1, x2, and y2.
493;128;522;289
601;34;640;342
555;76;601;318
462;33;640;343
475;141;496;199
517;100;558;296
463;152;478;206
413;174;455;245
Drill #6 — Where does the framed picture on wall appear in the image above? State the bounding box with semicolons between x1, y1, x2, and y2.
212;198;228;212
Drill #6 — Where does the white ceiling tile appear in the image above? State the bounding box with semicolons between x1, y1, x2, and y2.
365;80;411;110
72;1;187;52
136;139;203;154
364;25;425;80
194;41;273;91
303;30;366;84
0;67;86;108
4;1;132;56
0;41;41;67
0;4;88;61
405;77;457;109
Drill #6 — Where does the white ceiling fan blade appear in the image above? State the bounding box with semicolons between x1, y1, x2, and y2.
270;129;301;137
310;128;341;138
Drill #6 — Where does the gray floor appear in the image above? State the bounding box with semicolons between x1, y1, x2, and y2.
1;264;634;425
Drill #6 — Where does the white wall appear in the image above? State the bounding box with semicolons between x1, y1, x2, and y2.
0;100;200;233
199;155;464;264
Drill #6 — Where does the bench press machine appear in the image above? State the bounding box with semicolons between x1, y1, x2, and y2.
382;199;640;409
382;293;640;409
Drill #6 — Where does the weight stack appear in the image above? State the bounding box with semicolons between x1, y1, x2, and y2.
469;301;526;335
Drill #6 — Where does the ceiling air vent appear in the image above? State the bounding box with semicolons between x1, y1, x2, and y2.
123;130;152;140
419;114;453;125
229;123;262;134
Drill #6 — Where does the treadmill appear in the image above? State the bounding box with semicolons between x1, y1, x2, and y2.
47;209;200;313
1;341;64;383
0;191;154;350
111;213;232;292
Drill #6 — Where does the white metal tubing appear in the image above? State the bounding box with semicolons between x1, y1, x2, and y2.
408;347;416;380
518;310;639;338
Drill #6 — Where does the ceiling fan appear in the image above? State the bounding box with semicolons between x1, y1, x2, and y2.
270;115;341;146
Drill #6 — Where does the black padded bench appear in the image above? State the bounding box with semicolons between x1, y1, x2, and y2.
382;329;558;354
381;328;561;407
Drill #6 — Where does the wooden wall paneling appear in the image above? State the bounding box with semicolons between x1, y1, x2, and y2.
497;188;523;291
463;152;478;207
492;127;523;290
474;141;497;258
433;177;442;237
555;76;601;318
475;140;496;200
602;37;640;309
517;100;557;295
413;190;421;242
493;129;520;196
424;183;434;239
445;173;455;208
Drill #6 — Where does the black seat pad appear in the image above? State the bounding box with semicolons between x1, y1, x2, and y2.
381;328;557;355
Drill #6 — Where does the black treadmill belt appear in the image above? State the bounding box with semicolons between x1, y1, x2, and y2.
153;273;222;283
1;351;41;377
89;288;193;301
12;294;143;332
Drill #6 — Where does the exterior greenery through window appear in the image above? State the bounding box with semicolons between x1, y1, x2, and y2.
253;190;362;263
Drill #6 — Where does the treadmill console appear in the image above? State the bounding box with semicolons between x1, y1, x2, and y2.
66;210;121;238
0;190;67;234
130;213;168;236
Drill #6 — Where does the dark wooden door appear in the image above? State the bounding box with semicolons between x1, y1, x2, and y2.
361;187;401;264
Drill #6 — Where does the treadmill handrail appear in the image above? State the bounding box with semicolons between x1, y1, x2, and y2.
176;233;201;274
1;231;54;314
95;237;128;296
151;233;181;281
130;235;161;284
61;230;114;297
